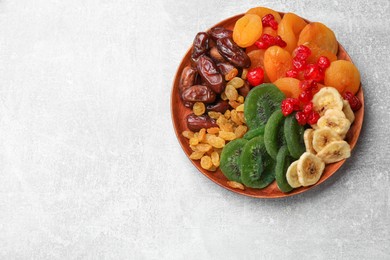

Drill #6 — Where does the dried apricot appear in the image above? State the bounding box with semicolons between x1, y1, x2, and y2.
247;49;270;82
324;60;360;94
277;13;308;53
246;6;282;23
233;14;263;48
273;77;301;98
303;42;337;64
298;22;338;55
264;46;293;82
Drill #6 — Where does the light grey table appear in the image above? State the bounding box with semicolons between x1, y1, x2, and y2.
0;0;389;259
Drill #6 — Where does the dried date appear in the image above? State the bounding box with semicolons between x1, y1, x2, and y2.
191;32;209;63
196;55;224;94
179;66;197;94
216;37;251;68
209;27;233;41
206;100;230;113
181;85;216;103
186;113;218;132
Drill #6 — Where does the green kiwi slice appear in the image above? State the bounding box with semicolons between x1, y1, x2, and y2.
240;136;275;189
275;145;293;193
243;126;265;140
220;138;248;183
284;114;305;159
244;83;285;129
264;110;286;160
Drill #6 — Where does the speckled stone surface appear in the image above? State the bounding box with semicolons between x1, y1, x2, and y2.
0;0;389;259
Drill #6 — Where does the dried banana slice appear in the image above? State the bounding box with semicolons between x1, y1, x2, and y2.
312;87;343;116
297;152;325;186
316;140;351;164
312;127;341;153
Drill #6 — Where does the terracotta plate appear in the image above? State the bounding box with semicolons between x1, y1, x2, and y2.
171;13;364;198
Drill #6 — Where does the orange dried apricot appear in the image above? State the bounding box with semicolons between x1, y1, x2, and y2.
273;77;301;98
303;42;337;64
246;49;270;82
298;22;338;55
324;60;360;94
264;46;293;82
233;14;263;48
246;6;282;23
277;13;308;53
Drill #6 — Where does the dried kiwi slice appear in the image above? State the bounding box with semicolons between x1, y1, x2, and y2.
244;83;285;129
220;138;248;183
240;136;275;189
284;114;305;159
243;126;265;140
275;145;293;193
264;110;286;160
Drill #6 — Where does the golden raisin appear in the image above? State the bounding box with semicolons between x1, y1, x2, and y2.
236;104;244;112
228;77;245;89
200;155;213;170
189;137;199;146
224;110;231;119
196;143;212;153
207;127;220;134
225;85;239;101
219;131;236;141
211;151;220;167
208;111;222;119
190;151;204;160
206;135;225;148
237;96;244;104
227;181;245;190
198;128;206;142
234;125;248;138
193;102;206;116
229;100;241;109
182;130;194;139
241;69;248;80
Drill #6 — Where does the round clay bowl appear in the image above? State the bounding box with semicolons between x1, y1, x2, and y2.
171;13;364;198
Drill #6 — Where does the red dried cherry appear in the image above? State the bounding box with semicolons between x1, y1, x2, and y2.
286;69;298;78
299;80;317;92
247;67;264;86
307;111;320;124
281;100;294;116
281;98;300;116
343;91;362;111
304;64;324;82
292;57;306;71
302;102;314;115
262;14;278;30
317;56;331;70
298;90;313;104
295;111;307;125
293;45;311;61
